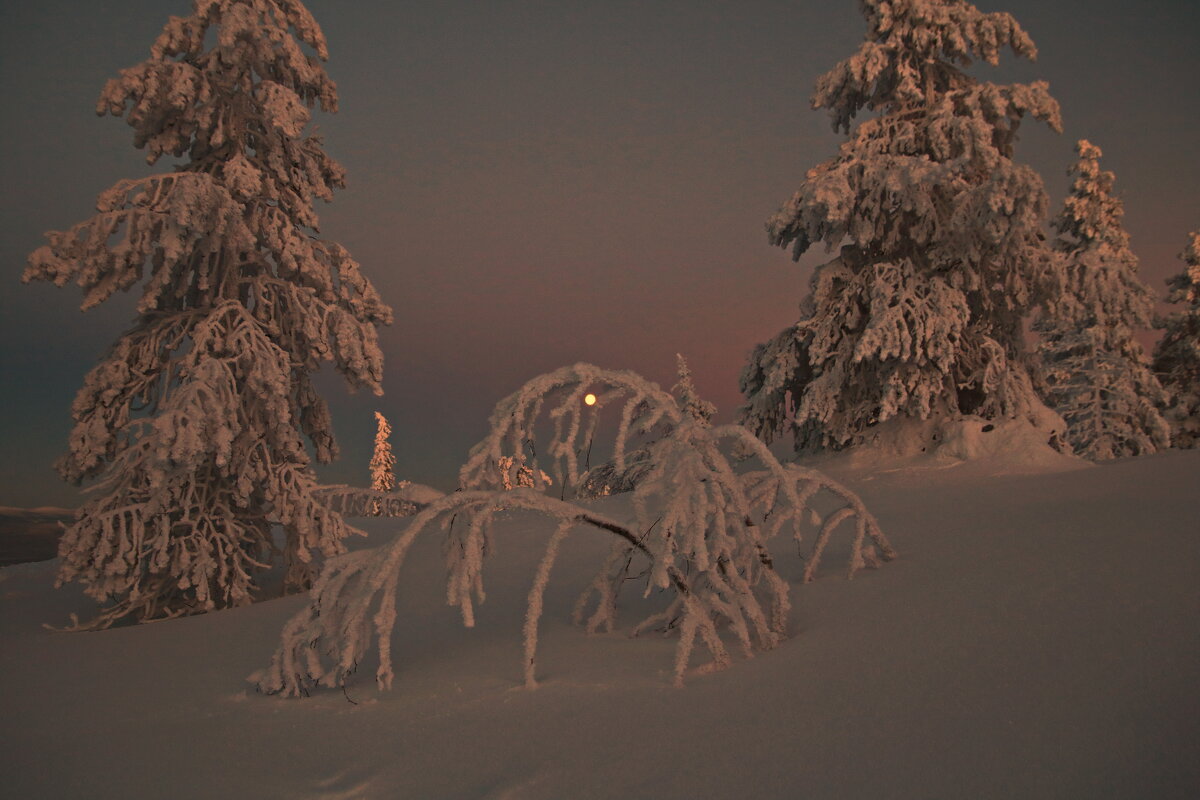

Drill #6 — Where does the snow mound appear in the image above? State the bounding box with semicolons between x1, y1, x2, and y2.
799;413;1089;483
393;482;446;504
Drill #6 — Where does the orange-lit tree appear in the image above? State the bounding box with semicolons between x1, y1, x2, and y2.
369;412;398;493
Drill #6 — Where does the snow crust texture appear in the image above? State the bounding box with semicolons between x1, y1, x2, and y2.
741;0;1065;454
21;0;390;629
256;362;893;696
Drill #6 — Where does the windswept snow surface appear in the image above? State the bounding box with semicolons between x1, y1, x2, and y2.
2;451;1197;799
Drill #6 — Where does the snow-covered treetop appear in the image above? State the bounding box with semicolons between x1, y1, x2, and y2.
91;0;344;236
23;0;389;477
101;0;336;193
671;353;716;424
1054;140;1128;254
1044;139;1154;328
816;0;1040;133
768;0;1061;307
24;0;389;383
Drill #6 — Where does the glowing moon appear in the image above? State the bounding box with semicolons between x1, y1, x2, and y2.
583;393;597;406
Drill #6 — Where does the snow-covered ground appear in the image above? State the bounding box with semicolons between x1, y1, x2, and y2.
2;450;1197;799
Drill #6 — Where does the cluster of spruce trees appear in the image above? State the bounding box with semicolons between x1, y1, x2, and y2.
23;0;1198;630
740;0;1199;462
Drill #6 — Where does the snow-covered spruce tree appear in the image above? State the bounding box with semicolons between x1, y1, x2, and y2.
1152;230;1200;447
255;362;893;697
740;0;1064;453
1033;140;1170;460
369;412;397;493
21;0;391;629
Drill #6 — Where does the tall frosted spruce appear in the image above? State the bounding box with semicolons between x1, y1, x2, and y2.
1152;230;1200;447
740;0;1064;452
1033;140;1170;459
22;0;392;629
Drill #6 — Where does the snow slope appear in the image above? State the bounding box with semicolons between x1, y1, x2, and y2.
1;450;1197;799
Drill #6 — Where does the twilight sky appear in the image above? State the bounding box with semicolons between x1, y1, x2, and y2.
1;0;1197;507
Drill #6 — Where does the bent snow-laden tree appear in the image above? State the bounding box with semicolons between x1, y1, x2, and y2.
1033;141;1170;460
740;0;1064;453
1152;230;1200;447
255;362;893;697
22;0;391;629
